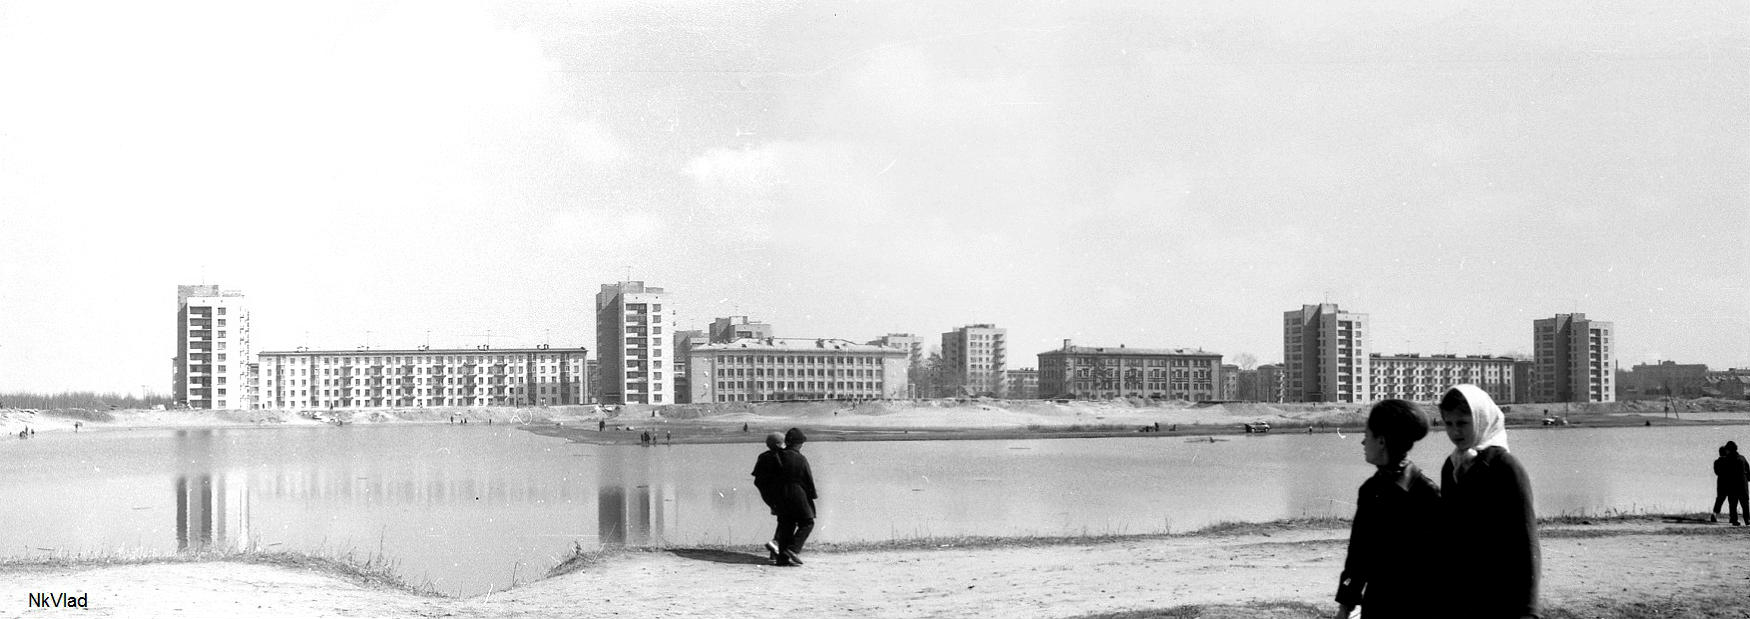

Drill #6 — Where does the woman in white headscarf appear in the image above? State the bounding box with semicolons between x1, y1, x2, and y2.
1438;384;1541;619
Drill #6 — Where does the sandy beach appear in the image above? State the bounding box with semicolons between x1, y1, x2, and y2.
1;517;1746;618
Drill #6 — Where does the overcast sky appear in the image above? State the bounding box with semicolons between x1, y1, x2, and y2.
1;1;1745;395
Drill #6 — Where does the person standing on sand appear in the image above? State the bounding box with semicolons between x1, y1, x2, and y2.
770;427;818;566
1712;441;1750;525
751;432;787;564
1438;384;1541;619
1334;399;1441;619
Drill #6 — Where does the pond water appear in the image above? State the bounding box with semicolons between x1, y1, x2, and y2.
0;423;1734;596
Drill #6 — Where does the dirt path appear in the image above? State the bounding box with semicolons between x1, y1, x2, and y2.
2;522;1745;618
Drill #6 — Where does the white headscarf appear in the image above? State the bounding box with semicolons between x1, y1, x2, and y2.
1444;383;1509;473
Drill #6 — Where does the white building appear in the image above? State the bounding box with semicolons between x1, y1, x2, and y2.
1371;353;1515;405
941;324;1007;397
1533;313;1615;403
686;338;910;403
257;347;587;409
174;284;252;410
596;281;672;405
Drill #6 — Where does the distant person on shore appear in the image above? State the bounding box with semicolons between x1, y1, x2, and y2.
1438;384;1541;619
1334;399;1441;619
751;432;788;564
1711;441;1750;525
771;428;819;566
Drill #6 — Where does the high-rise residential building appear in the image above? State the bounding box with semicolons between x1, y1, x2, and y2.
1037;340;1223;400
596;281;672;405
257;347;586;409
941;324;1007;396
685;338;910;403
868;333;925;398
1533;313;1615;403
174;284;253;410
1283;303;1370;403
1370;353;1515;405
1252;364;1284;402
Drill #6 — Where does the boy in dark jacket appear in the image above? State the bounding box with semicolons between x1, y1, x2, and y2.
751;432;787;563
771;427;818;566
1335;399;1442;619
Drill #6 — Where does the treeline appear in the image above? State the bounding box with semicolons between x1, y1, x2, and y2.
0;391;176;410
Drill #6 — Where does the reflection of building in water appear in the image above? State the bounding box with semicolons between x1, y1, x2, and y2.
596;483;676;547
174;429;249;551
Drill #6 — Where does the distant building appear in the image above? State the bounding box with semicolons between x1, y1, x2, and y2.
174;284;253;410
596;281;672;405
1037;340;1223;401
1512;360;1536;403
257;347;586;409
1283;303;1370;403
1704;369;1750;399
672;329;710;403
942;324;1007;396
685;338;910;403
1236;365;1286;402
1623;361;1710;399
1533;313;1615;403
868;333;926;398
1004;368;1040;399
1370;353;1515;405
710;316;773;343
1219;364;1240;400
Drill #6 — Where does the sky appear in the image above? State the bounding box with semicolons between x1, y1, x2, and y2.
0;1;1745;395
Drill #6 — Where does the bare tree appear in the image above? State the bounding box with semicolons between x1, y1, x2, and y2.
1232;352;1259;371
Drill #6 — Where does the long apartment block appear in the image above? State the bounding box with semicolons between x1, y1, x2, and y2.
257;347;587;410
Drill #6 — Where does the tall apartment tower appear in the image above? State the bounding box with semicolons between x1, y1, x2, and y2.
1282;303;1370;403
595;281;672;405
1532;313;1615;403
941;324;1007;396
174;284;252;410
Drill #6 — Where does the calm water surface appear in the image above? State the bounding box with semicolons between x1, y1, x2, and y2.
0;423;1733;595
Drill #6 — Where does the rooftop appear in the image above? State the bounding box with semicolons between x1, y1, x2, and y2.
689;338;907;354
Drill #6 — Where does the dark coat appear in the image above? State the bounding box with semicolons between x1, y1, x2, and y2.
1713;454;1750;498
1336;461;1442;619
1442;447;1541;619
771;448;817;520
751;449;785;513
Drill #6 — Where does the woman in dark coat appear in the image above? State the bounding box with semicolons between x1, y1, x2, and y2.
771;427;818;566
1438;384;1541;619
1712;441;1750;525
750;432;788;562
1334;399;1442;619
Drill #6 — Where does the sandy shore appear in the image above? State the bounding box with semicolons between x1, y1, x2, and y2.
0;518;1745;618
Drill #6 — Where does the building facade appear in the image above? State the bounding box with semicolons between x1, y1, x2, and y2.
174;284;253;410
1370;353;1515;405
672;329;710;403
257;347;587;409
941;324;1007;396
1037;341;1223;401
1004;368;1040;399
1532;313;1615;403
1240;364;1285;402
709;316;773;343
868;333;925;398
1219;364;1240;400
1283;303;1370;403
685;338;910;403
1622;361;1710;399
596;281;672;405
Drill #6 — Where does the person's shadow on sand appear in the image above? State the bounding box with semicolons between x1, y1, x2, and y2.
667;548;772;566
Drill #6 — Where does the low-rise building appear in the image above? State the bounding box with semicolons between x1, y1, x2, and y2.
257;347;588;410
1623;361;1710;399
1370;353;1515;405
685;338;910;403
1004;368;1040;399
1037;340;1223;401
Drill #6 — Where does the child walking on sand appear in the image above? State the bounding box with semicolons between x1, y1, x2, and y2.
1334;399;1441;619
1438;384;1541;619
